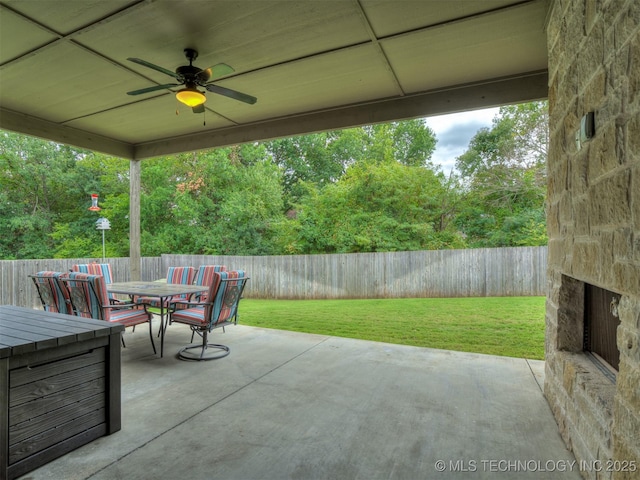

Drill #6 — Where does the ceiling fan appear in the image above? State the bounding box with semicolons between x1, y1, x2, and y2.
126;48;257;113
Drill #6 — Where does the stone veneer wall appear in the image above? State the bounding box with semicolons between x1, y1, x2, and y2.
544;1;640;479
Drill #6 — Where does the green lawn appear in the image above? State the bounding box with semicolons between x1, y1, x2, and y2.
239;297;546;360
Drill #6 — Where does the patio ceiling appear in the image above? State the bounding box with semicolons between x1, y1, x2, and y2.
0;0;549;161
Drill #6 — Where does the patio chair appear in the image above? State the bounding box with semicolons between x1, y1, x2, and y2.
61;272;156;353
135;266;196;309
72;263;123;304
29;271;72;315
170;270;249;361
190;264;227;304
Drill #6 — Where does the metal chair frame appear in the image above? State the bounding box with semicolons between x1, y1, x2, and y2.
171;273;248;361
29;272;71;315
61;275;156;354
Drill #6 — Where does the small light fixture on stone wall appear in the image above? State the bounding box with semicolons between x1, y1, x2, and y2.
575;111;595;150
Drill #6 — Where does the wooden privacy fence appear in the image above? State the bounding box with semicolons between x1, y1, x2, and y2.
167;246;547;299
3;247;547;309
2;257;162;310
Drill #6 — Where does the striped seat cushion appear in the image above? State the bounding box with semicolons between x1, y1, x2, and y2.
110;307;153;327
170;306;208;326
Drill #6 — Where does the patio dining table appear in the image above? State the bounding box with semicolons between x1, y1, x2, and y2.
107;281;207;358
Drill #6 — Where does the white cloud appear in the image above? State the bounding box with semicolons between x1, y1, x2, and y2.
424;107;499;174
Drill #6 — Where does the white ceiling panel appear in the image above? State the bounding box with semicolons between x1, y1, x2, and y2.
383;1;548;93
65;95;236;144
207;44;401;125
0;0;550;160
0;5;57;62
3;0;135;34
361;0;514;37
0;41;148;122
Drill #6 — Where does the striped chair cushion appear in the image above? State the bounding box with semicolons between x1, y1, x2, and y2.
211;270;244;326
65;272;108;319
170;271;223;326
136;266;196;308
66;272;150;326
169;306;208;327
31;271;71;315
72;263;120;302
109;307;152;327
192;265;227;303
72;263;114;281
171;270;246;331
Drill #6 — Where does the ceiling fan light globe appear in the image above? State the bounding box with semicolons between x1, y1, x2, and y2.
176;88;206;107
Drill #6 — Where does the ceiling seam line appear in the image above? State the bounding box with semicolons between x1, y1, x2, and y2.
182;0;542;86
58;95;241;128
374;0;542;42
353;0;405;97
0;0;149;68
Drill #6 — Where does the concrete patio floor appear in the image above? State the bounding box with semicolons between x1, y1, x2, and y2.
21;322;582;480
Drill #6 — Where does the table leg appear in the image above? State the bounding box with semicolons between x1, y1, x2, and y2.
160;300;166;358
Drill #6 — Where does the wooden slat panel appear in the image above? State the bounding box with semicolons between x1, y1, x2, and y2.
1;305;121;480
10;348;105;387
0;357;8;480
106;331;121;434
163;247;548;299
10;377;106;426
9;363;105;408
10;392;106;445
8;336;108;370
8;408;106;465
7;424;107;480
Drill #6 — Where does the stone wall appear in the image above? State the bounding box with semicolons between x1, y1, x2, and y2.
545;1;640;479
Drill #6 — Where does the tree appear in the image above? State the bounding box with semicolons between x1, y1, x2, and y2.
277;160;465;254
454;101;548;246
362;119;437;167
139;144;284;256
0;131;109;259
265;119;437;209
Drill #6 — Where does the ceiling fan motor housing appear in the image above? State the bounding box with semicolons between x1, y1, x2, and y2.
176;65;209;82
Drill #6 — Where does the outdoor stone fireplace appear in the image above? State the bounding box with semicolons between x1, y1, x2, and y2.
544;1;640;479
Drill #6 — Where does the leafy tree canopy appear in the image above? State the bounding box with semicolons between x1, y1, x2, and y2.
0;104;548;259
454;101;548;246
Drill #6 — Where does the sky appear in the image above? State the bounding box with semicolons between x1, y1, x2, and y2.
424;107;499;174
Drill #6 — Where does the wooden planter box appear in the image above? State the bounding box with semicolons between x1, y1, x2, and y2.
0;306;124;480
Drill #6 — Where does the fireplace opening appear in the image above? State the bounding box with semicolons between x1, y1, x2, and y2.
583;283;621;380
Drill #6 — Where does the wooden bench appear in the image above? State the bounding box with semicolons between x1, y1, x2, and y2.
0;305;124;480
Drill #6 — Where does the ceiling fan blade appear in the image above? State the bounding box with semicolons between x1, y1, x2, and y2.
205;84;257;105
192;104;205;114
207;63;235;78
127;57;181;80
196;63;234;84
127;84;179;95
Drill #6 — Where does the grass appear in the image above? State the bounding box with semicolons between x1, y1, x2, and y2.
239;297;546;360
